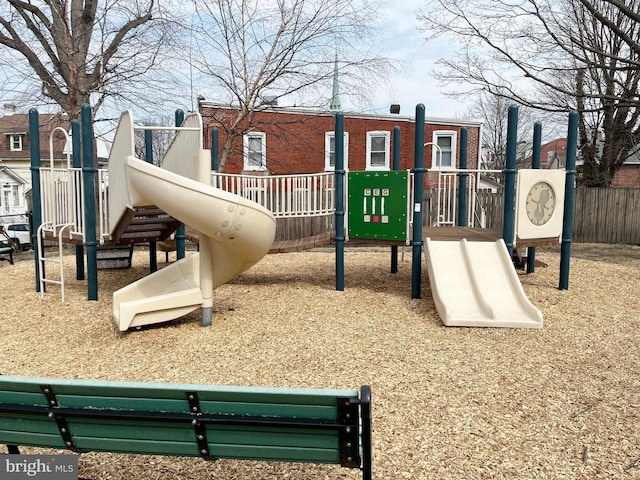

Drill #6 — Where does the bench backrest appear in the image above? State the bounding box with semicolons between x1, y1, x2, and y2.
0;376;371;477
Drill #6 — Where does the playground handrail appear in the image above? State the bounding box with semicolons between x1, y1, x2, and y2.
39;127;85;240
211;172;335;218
433;168;503;228
157;113;203;180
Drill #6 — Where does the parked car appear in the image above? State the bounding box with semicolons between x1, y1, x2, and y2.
0;223;31;251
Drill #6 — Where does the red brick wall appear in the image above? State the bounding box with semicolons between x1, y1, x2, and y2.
201;106;481;188
611;165;640;188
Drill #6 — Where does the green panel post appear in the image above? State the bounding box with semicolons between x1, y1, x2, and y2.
211;128;219;187
81;104;98;301
526;122;543;274
347;172;409;241
29;109;43;292
145;129;158;273
391;126;401;274
411;104;425;299
335;113;345;291
175;109;186;260
502;105;518;257
211;128;219;171
457;127;468;227
71;119;85;280
559;111;578;290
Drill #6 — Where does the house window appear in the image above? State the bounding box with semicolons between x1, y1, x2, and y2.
12;185;21;207
432;131;457;169
325;131;349;171
9;134;23;152
1;185;10;211
366;131;390;170
243;132;266;171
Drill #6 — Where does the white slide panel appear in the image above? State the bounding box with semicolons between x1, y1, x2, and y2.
425;238;543;329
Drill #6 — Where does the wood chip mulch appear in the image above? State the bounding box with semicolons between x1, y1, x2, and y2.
1;242;639;479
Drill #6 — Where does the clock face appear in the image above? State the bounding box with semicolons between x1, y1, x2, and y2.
525;181;556;226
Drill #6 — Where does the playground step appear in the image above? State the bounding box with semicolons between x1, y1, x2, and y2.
97;245;134;270
109;207;181;245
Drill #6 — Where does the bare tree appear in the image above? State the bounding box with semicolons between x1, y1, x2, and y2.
134;117;176;165
190;0;391;171
470;92;539;180
419;0;640;186
0;0;182;120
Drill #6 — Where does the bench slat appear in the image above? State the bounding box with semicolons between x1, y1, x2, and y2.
0;376;357;405
1;390;341;420
0;430;341;463
1;414;341;448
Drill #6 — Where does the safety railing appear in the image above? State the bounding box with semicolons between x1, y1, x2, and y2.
39;127;85;241
433;169;503;228
158;113;203;180
211;172;335;218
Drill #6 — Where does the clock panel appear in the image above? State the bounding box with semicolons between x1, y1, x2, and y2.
515;170;566;242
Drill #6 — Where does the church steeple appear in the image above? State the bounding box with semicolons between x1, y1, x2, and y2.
329;54;341;111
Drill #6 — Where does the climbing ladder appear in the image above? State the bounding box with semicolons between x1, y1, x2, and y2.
37;127;79;302
37;222;72;302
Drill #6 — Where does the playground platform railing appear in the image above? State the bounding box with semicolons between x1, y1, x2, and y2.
211;172;335;218
157;113;203;179
39;126;86;242
39;167;85;241
430;168;504;228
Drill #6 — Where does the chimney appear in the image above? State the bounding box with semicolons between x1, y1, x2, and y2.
3;103;16;116
390;104;400;114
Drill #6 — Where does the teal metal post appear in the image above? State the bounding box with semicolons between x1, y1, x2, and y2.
145;129;158;272
391;125;401;274
411;105;426;299
29;109;43;292
502;105;518;257
457;127;468;227
559;111;578;290
71;119;85;280
175;109;186;259
335;113;345;291
81;104;98;300
211;128;219;186
526;122;543;274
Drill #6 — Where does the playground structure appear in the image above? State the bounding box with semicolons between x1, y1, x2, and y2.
31;107;276;330
30;103;576;331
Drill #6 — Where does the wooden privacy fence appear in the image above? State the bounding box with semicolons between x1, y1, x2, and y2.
274;188;640;245
573;188;640;244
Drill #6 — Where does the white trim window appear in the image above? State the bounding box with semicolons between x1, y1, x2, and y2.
243;132;266;171
432;131;457;169
12;185;21;208
366;131;390;170
9;134;23;152
325;131;349;171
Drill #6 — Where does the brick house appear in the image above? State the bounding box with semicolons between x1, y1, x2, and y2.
198;102;483;188
611;146;640;188
517;136;640;187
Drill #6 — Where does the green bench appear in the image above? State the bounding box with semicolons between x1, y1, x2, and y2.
0;375;372;479
0;246;13;264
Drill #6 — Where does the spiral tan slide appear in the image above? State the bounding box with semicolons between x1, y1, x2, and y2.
112;156;276;331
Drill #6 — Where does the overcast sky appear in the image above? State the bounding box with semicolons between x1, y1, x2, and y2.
364;0;472;120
